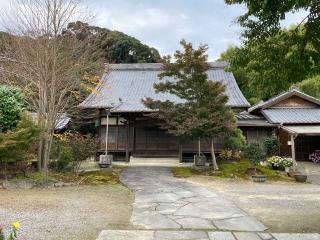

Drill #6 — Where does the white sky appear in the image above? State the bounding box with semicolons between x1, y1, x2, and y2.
0;0;308;60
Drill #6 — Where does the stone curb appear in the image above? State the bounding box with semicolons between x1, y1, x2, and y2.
96;230;320;240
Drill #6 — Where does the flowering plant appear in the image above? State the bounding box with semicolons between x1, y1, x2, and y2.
309;150;320;164
0;222;20;240
267;156;293;169
267;156;283;168
281;158;294;168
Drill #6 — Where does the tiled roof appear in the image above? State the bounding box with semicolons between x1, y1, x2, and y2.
249;88;320;113
236;111;277;127
236;111;264;120
281;125;320;135
31;112;70;130
262;108;320;124
79;62;250;111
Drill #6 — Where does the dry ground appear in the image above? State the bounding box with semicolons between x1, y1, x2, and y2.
0;184;133;240
187;176;320;233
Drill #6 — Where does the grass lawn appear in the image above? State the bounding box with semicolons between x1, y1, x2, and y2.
172;160;293;181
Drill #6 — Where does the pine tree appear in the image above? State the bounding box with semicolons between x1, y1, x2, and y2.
144;40;236;170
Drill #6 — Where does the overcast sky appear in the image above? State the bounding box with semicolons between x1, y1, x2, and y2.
0;0;307;60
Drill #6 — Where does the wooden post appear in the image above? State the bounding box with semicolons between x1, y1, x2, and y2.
125;121;129;162
179;142;183;163
291;134;297;168
132;124;136;155
105;111;109;155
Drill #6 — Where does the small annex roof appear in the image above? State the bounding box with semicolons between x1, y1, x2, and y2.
281;125;320;136
248;87;320;113
79;62;251;112
262;108;320;124
236;111;277;127
31;112;70;131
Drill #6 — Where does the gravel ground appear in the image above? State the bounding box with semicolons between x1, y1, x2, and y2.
187;176;320;233
0;184;133;240
298;162;320;184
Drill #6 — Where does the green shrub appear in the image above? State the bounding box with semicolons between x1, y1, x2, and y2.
0;113;39;166
244;143;264;166
49;142;74;171
263;135;279;157
50;131;98;172
0;85;25;132
225;129;246;150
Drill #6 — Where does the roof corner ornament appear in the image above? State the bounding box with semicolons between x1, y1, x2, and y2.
289;85;300;92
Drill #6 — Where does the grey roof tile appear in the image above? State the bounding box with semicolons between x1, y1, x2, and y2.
79;62;250;112
262;108;320;124
237;111;264;120
236;111;276;127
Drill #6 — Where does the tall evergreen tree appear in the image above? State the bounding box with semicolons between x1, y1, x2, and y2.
225;0;320;53
144;40;236;170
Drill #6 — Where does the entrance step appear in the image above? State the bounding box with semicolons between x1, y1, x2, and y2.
129;157;180;166
97;230;320;240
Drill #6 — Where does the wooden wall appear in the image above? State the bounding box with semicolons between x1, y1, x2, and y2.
273;96;318;108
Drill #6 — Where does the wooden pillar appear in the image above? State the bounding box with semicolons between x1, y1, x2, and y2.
125;121;130;162
179;143;183;163
132;124;136;155
291;134;297;168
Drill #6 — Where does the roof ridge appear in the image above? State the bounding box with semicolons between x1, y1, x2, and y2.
105;61;230;71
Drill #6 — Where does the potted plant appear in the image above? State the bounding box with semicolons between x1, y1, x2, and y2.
244;143;267;182
281;157;294;173
267;156;284;171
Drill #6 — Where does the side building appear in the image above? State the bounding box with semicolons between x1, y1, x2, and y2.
238;87;320;163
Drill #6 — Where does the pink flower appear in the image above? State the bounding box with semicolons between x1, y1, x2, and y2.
0;223;4;231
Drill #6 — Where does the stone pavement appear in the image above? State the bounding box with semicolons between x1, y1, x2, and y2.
121;167;267;231
97;167;320;240
97;230;320;240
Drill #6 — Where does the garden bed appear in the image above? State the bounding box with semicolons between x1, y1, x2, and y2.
172;161;293;181
0;166;126;189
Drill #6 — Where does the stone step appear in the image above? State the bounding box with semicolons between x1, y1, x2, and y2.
96;230;320;240
129;157;180;166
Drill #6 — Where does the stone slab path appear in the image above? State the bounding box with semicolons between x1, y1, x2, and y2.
97;167;320;240
97;230;320;240
121;167;267;232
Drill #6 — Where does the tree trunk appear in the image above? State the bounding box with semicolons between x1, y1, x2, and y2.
210;138;219;171
37;116;54;175
37;138;44;170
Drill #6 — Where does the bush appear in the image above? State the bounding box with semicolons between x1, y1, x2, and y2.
0;113;39;166
263;135;279;157
225;129;246;150
243;143;264;166
219;149;241;162
0;85;25;132
50;131;99;172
